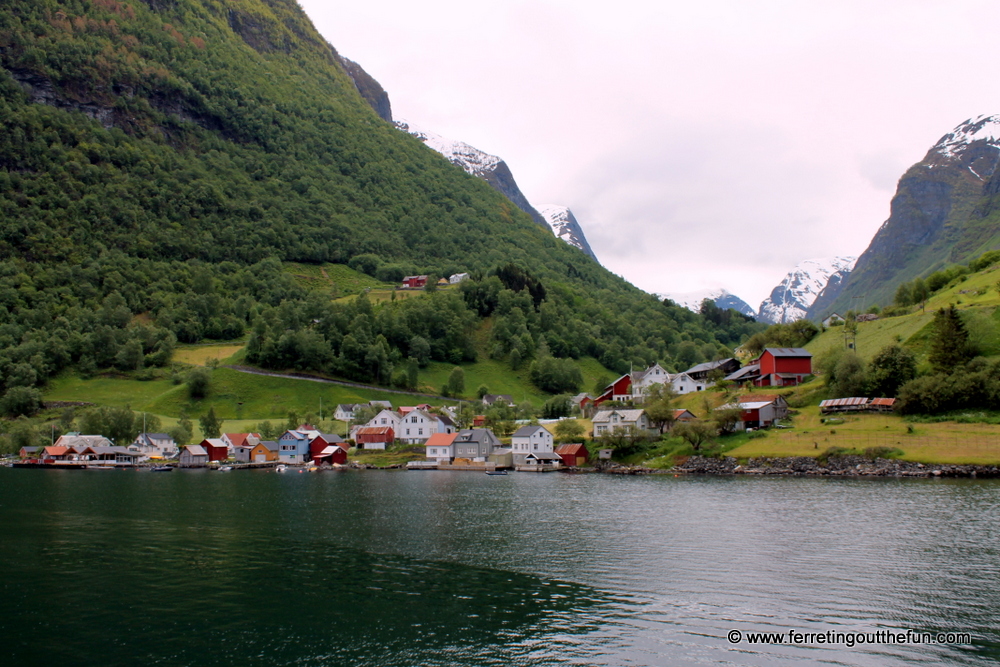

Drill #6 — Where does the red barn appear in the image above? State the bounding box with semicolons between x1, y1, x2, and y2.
401;275;428;289
354;426;394;450
200;439;229;462
593;374;632;406
555;443;589;467
754;348;812;387
310;434;348;465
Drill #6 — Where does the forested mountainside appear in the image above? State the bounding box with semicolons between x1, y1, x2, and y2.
0;0;761;407
811;115;1000;318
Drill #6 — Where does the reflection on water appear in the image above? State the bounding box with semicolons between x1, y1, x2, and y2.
1;469;999;665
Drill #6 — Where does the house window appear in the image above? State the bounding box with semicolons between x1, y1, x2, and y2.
380;418;386;424
533;443;538;450
406;429;410;435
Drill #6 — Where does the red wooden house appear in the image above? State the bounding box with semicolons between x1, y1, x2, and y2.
200;439;229;462
593;374;632;406
310;434;348;465
754;348;812;387
354;426;394;450
401;275;428;289
555;443;589;467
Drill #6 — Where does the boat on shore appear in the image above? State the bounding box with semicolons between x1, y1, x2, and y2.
150;466;173;472
485;470;508;476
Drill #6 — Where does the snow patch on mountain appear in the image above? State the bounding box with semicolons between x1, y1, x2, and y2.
932;115;1000;160
757;257;857;324
395;119;501;177
537;205;597;260
662;288;756;318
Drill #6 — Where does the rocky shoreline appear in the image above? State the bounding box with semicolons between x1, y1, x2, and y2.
672;455;1000;478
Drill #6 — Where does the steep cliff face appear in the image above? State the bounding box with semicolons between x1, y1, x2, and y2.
811;115;1000;318
537;205;598;260
337;56;392;123
757;257;856;324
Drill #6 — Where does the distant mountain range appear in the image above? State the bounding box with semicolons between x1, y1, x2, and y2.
810;114;1000;318
393;120;597;261
665;256;856;324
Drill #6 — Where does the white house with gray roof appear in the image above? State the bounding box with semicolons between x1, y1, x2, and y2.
592;409;652;436
511;425;554;465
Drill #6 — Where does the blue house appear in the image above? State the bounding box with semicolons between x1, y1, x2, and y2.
277;430;311;464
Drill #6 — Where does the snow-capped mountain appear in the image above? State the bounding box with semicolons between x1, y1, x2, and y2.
930;114;1000;162
537;205;598;260
395;119;597;258
758;257;856;324
662;289;756;318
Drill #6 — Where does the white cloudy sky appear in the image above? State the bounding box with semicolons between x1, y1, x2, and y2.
298;0;1000;308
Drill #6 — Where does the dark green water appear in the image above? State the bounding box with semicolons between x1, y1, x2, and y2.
2;468;999;666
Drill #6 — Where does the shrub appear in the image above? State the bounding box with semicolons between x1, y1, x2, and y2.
186;367;211;399
0;387;43;417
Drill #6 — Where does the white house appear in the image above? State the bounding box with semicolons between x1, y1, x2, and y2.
131;433;177;458
424;432;457;462
510;425;554;464
667;372;707;395
630;363;672;399
396;409;453;445
592;409;652;436
449;273;469;284
334;404;358;421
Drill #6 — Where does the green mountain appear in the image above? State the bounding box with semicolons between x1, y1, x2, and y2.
810;115;1000;319
0;0;761;407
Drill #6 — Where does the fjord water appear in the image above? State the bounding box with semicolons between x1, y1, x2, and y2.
2;469;998;666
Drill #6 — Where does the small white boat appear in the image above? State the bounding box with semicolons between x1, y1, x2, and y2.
217;466;233;472
275;464;288;472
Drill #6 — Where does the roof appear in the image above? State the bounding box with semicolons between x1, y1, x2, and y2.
526;452;563;462
202;438;227;449
820;397;869;407
673;409;696;419
317;446;344;456
43;446;69;456
737;402;773;410
482;394;514;405
356;426;393;436
871;397;896;406
761;347;813;357
740;394;782;404
455;428;497;444
725;364;760;381
184;445;208;456
512;425;548;437
336;403;358;410
258;441;279;451
425;432;458;447
20;446;39;453
223;433;260;448
556;443;587;456
592;409;646;423
141;433;173;440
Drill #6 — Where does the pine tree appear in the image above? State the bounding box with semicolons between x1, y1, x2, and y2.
928;306;974;373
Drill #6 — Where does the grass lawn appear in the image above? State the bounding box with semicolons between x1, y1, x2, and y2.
173;344;245;366
284;262;390;297
727;406;1000;465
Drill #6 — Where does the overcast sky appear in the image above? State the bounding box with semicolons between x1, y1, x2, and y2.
298;0;1000;308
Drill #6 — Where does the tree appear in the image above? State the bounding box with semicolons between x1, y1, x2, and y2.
593;375;611;396
352;405;379;427
674;420;714;452
476;384;489;399
867;345;917;397
79;405;143;445
541;395;572;419
827;351;867;398
0;387;43;417
929;306;974;373
286;411;300;430
554;419;585;442
187;367;211;399
8;417;40;452
447;366;465;397
254;420;279;440
711;405;744;435
199;407;223;439
643;384;678;434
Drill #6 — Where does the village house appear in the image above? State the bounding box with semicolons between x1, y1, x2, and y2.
449;273;469;284
725;394;790;429
18;446;39;459
684;358;741;383
591;409;652;436
481;394;514;407
401;275;428;289
555;443;589;467
524;451;563;467
310;433;347;465
277;430;312;464
233;440;279;463
353;426;394;450
131;433;178;458
754;348;813;387
823;313;844;327
424;432;458;463
452;429;500;461
179;444;209;467
199;439;229;462
630;363;672;399
510;425;554;464
673;409;697;424
593;374;633;405
221;433;261;454
395;408;453;445
334;404;359;421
